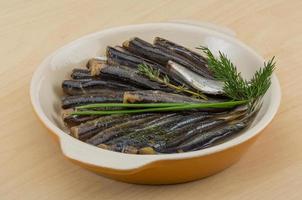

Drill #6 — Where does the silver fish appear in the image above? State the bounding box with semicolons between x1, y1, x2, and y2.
167;60;224;95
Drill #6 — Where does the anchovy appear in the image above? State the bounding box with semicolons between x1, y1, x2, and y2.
138;113;178;127
159;107;248;152
167;60;224;95
90;63;172;92
105;126;167;152
123;37;210;77
154;37;213;79
70;113;155;141
70;69;93;80
143;113;188;130
163;119;227;151
64;115;98;127
166;112;212;132
104;114;197;151
104;113;211;153
62;79;138;95
107;46;188;86
100;143;157;154
70;115;125;141
86;57;106;70
86;114;160;145
98;143;138;154
62;109;99;127
106;46;166;72
61;93;123;109
171;120;248;152
123;90;201;103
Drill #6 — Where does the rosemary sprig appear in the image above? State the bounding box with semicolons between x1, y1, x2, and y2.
72;101;247;116
138;64;208;100
198;46;275;105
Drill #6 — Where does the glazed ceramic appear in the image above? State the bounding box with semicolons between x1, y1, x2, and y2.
30;22;281;184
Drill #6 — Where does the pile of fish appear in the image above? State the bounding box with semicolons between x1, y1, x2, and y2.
61;37;254;154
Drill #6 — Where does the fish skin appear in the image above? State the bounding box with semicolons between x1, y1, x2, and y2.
102;114;180;147
70;115;125;141
154;37;213;79
106;46;166;72
61;93;124;109
123;90;201;103
105;113;207;152
175;121;247;152
161;119;226;152
106;125;168;151
158;108;249;152
123;37;211;78
104;110;244;153
123;38;195;68
86;115;160;145
63;114;99;127
166;112;212;132
94;63;172;92
106;46;186;86
103;143;138;154
94;107;250;153
162;111;254;153
167;60;224;95
71;113;155;141
70;68;93;80
62;79;139;95
86;57;106;70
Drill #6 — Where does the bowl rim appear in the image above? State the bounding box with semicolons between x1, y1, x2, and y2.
30;22;281;170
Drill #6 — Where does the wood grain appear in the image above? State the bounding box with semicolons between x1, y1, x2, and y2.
0;0;301;199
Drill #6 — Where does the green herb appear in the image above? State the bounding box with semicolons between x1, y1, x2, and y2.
138;64;208;100
77;103;191;109
198;46;275;106
71;101;247;115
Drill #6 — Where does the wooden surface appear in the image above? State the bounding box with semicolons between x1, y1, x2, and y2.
0;0;301;199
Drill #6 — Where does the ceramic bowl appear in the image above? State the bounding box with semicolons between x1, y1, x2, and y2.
30;22;281;184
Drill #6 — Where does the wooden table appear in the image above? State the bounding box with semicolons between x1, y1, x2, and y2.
1;0;301;199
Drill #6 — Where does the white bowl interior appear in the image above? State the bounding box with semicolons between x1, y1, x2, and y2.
31;23;280;170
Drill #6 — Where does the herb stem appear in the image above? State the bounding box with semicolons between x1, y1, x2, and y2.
157;77;208;100
72;100;247;116
138;64;208;100
77;103;191;109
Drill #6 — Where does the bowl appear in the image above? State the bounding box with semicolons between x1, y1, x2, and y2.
30;22;281;184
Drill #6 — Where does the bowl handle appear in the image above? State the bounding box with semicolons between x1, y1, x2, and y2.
166;20;236;37
58;133;161;170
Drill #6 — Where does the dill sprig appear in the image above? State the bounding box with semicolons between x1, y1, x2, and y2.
138;64;208;100
198;46;275;105
247;57;275;100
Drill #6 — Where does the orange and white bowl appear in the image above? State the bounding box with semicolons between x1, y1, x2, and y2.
30;22;281;184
